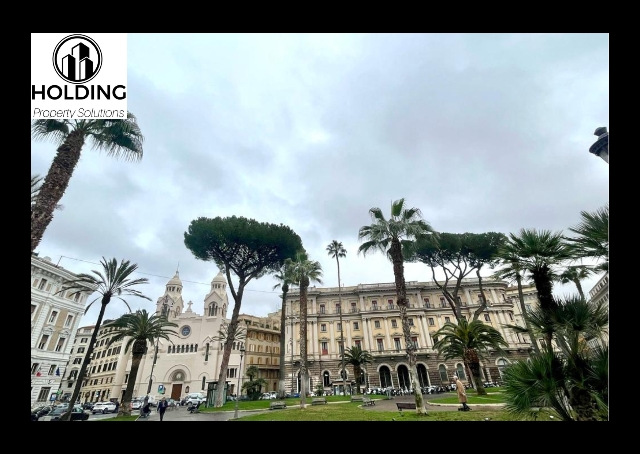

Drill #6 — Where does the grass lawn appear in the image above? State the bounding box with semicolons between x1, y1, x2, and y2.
98;415;139;421
199;394;388;413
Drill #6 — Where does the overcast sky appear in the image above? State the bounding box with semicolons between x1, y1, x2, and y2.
31;33;609;327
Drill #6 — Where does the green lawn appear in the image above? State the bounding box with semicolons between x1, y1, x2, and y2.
199;395;387;413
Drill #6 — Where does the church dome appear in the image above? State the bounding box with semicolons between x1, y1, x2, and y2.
167;271;182;287
212;271;226;284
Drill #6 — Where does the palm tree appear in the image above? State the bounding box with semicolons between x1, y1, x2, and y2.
31;174;63;212
290;251;323;408
502;295;609;421
565;204;609;272
358;198;434;414
103;309;178;416
432;318;508;396
491;255;540;353
58;257;151;420
343;345;373;395
557;265;594;300
273;258;296;398
30;113;144;253
326;240;348;392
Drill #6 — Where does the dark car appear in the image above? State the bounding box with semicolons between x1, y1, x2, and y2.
40;406;89;421
31;405;54;421
82;402;95;411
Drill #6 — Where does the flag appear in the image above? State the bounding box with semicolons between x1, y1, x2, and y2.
36;370;41;377
56;368;60;376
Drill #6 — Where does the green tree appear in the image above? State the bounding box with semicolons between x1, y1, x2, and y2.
326;240;348;389
102;309;178;416
273;258;296;398
290;251;323;408
343;345;373;395
557;265;594;300
502;295;609;421
432;318;508;396
358;198;435;415
184;215;303;407
491;255;540;353
31;113;144;253
58;257;151;420
496;229;571;345
564;204;609;272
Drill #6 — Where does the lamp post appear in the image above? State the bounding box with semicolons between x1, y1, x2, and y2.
143;295;172;410
233;347;245;420
288;315;298;394
589;126;609;164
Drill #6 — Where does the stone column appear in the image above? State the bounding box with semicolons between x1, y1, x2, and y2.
329;321;336;357
384;317;392;351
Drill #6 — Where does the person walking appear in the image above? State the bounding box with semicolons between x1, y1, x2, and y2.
158;397;169;421
454;375;470;411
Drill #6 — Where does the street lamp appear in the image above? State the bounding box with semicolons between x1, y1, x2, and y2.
589;126;609;164
233;347;245;420
288;315;298;394
144;295;172;410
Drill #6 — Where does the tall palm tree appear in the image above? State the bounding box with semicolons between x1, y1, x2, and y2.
491;254;540;353
432;318;508;396
31;174;63;212
502;295;609;421
343;345;373;395
565;204;609;272
103;309;178;416
557;265;594;300
30;113;144;253
290;251;323;409
326;240;348;392
58;257;151;420
273;258;296;398
358;198;435;415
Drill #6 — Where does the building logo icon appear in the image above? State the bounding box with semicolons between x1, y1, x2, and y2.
52;34;103;84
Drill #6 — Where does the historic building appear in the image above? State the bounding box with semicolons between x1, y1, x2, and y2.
240;312;282;393
283;278;534;395
587;272;609;348
30;254;93;407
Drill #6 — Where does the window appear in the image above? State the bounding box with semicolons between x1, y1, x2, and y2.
74;293;81;302
37;387;51;402
336;303;341;314
319;305;325;314
351;302;357;312
394;338;401;350
374;320;380;329
64;315;73;327
321;342;328;355
339;342;344;354
355;340;361;348
81;338;88;343
438;365;448;382
38;334;49;349
423;297;430;307
48;311;58;323
391;319;398;328
376;338;384;351
55;337;66;352
38;278;48;290
445;317;450;323
484;314;490;322
31;363;40;374
31;304;37;315
411;337;418;348
408;318;414;326
353;321;359;330
321;324;327;332
337;322;342;332
456;364;466;380
202;377;206;390
478;294;485;303
372;300;378;310
205;343;210;361
428;318;434;326
388;299;393;305
508;312;513;321
77;347;85;354
440;297;447;308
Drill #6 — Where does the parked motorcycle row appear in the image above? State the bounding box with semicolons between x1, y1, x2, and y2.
365;381;500;397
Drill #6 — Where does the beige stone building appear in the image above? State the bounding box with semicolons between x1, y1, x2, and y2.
587;272;609;348
30;254;93;407
284;278;534;395
239;312;282;393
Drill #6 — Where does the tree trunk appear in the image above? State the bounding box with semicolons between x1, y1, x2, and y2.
214;279;245;407
277;286;289;398
31;130;85;254
472;267;488;321
60;296;108;421
531;266;556;346
336;256;346;394
570;387;598;421
573;278;585;300
119;340;146;416
464;349;487;396
516;274;540;353
390;238;426;415
299;277;309;408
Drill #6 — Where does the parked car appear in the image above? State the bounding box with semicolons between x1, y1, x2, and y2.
184;393;206;405
167;398;177;407
92;401;117;414
40;406;88;421
31;405;54;421
82;402;95;411
131;400;142;410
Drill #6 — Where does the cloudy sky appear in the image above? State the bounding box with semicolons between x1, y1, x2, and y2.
31;33;609;327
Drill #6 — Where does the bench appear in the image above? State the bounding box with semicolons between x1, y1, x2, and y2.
269;401;286;410
350;396;363;402
396;402;417;413
311;397;327;405
362;396;375;406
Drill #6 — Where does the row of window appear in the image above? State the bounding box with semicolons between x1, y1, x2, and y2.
32;277;83;302
314;294;500;313
315;313;502;333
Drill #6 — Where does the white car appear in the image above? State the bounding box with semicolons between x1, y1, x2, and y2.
131;400;142;410
92;401;117;414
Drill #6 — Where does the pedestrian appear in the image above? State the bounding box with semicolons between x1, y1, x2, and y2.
454;375;470;411
158;397;169;421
